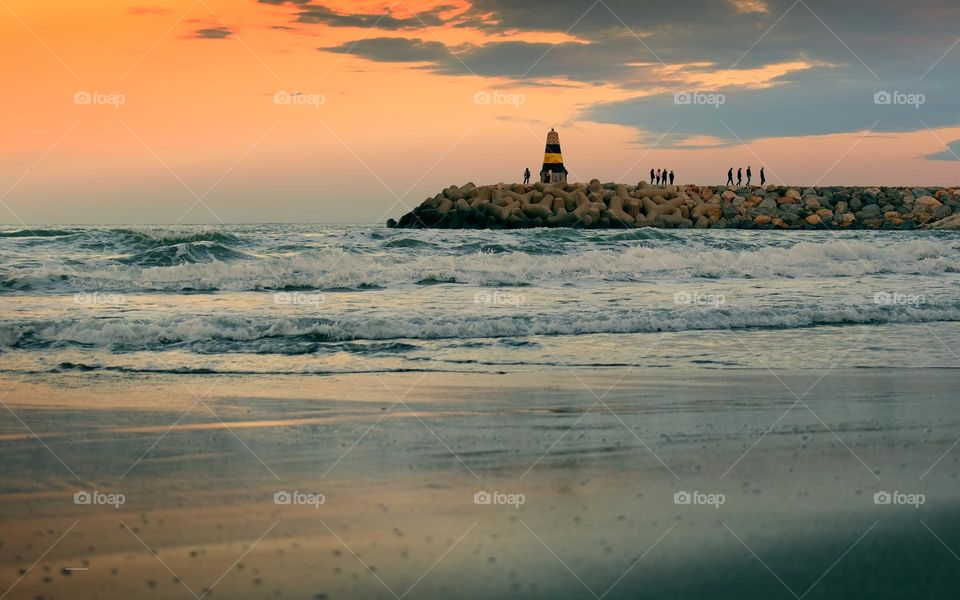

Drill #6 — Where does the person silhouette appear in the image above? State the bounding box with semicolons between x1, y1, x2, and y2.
650;168;655;184
523;168;531;185
669;170;675;185
727;168;734;186
656;169;662;185
746;166;752;186
737;168;743;186
760;167;766;186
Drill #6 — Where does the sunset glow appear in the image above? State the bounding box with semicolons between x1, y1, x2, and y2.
2;0;959;223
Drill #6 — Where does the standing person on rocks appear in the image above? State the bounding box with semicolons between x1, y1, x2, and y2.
656;169;662;185
727;168;734;186
669;170;675;185
746;166;752;186
760;167;766;186
523;168;531;185
650;168;655;184
737;168;743;186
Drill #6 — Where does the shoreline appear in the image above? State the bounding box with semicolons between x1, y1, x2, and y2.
389;181;960;230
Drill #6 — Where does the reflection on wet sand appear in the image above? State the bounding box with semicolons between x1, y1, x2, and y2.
1;369;958;599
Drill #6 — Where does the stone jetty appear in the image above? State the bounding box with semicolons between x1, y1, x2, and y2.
388;181;960;230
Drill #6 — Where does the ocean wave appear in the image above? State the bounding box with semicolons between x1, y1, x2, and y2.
0;228;77;238
3;238;957;292
110;227;243;248
118;241;253;267
3;303;959;351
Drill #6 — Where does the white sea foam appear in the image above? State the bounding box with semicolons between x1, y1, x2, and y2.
6;239;958;292
4;303;960;350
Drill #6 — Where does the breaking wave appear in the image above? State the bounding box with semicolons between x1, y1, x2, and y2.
3;302;960;352
1;237;957;292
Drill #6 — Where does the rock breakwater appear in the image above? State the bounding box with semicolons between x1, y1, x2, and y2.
388;181;960;230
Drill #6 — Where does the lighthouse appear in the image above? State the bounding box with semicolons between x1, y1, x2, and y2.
540;128;568;184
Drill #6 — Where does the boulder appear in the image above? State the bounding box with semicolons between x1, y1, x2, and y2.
914;196;943;212
923;214;960;230
857;204;881;220
758;197;778;213
862;187;881;201
391;183;954;229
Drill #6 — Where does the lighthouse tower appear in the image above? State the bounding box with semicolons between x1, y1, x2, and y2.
540;128;567;183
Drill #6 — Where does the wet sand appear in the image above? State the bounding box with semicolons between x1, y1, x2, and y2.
1;369;959;599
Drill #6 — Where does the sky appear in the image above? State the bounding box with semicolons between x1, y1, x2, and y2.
1;0;959;224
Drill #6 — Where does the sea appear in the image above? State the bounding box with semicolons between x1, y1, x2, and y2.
2;224;959;377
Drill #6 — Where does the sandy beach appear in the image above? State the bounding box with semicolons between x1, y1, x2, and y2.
2;364;959;599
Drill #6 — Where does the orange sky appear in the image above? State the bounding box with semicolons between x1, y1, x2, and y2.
1;0;958;224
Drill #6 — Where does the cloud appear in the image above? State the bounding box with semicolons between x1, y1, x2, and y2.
302;0;960;143
321;37;450;62
194;27;233;39
925;140;960;161
322;36;666;83
584;75;960;146
729;0;769;13
261;1;455;30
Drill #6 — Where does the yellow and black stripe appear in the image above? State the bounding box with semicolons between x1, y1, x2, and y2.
540;129;567;182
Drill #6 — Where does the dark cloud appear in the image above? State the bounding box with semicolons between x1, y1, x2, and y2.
291;0;960;142
584;75;959;146
195;27;233;39
294;0;960;80
261;1;453;30
925;140;960;161
321;37;450;62
321;36;665;83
